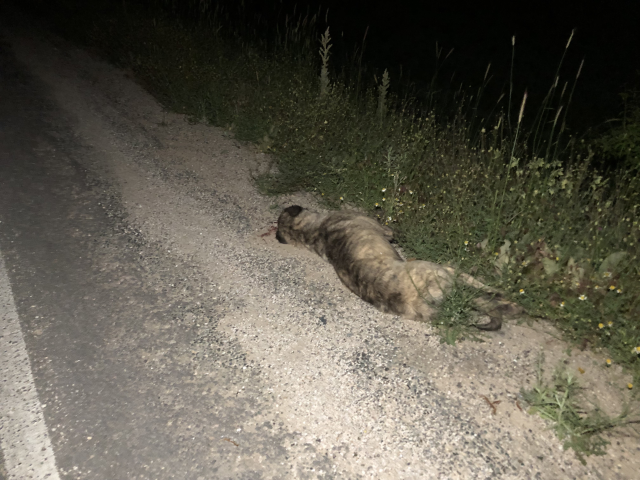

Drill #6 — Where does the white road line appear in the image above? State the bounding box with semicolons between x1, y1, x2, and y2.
0;249;60;480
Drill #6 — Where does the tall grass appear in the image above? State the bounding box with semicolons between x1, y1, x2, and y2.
26;0;640;383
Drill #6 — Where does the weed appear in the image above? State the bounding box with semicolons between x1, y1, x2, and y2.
433;283;486;344
595;88;640;171
318;27;331;97
522;354;638;465
377;69;390;121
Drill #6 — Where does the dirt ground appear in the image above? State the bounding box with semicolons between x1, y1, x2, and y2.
1;11;639;480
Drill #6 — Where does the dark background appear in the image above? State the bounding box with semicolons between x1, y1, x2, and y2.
22;0;640;131
279;0;640;130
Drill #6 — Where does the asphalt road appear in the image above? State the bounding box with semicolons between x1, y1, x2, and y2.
0;21;298;479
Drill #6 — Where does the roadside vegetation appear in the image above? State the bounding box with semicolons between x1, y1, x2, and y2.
521;354;639;464
19;0;640;460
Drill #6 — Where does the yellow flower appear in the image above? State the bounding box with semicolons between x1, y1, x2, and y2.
381;188;387;192
519;289;525;295
608;321;613;327
340;196;344;201
617;289;622;294
628;383;634;390
578;294;587;301
603;271;612;278
560;301;565;308
464;240;469;246
598;323;604;329
609;285;616;291
382;198;386;201
635;346;640;354
375;203;379;207
606;359;612;365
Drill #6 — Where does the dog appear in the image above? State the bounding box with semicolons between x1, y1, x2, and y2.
276;205;522;330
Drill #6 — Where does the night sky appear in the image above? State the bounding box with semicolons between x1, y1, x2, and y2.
289;0;640;129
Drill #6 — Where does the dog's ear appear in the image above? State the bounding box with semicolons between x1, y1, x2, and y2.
284;205;304;217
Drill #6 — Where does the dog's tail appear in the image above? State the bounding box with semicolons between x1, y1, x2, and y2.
471;294;523;330
458;273;524;331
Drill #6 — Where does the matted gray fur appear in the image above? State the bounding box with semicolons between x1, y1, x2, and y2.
276;205;522;330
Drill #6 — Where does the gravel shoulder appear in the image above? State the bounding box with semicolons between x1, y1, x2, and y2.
1;12;638;479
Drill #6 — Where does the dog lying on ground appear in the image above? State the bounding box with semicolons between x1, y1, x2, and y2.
276;205;522;330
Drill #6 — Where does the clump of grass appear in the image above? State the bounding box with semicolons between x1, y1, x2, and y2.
594;88;640;171
522;354;638;465
433;284;487;345
318;27;331;97
377;68;390;120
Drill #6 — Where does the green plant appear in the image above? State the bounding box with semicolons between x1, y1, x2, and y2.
377;68;390;121
318;27;331;97
595;89;640;170
433;284;486;345
522;354;638;464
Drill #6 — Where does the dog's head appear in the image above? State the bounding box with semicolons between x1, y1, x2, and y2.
275;205;305;244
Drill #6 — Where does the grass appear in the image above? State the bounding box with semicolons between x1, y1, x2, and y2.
595;89;640;171
521;354;639;465
19;0;640;458
432;284;488;345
